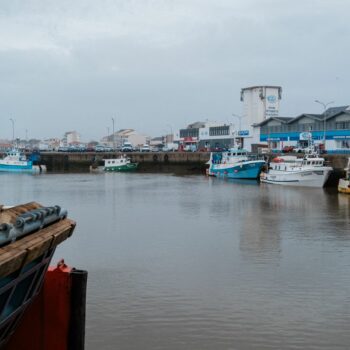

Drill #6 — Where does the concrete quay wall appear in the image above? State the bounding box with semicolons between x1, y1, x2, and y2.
40;151;211;172
22;151;350;173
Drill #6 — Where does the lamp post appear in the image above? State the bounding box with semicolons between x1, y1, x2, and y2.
232;113;243;148
315;100;334;149
112;117;115;150
166;124;173;143
9;118;15;146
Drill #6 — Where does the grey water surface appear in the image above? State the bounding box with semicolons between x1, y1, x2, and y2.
1;172;350;350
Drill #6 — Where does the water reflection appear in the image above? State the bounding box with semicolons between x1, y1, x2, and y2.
0;173;350;350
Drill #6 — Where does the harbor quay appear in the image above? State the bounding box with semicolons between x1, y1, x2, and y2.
35;151;211;173
7;151;349;176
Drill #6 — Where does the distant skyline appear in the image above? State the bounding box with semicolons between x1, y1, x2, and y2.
1;0;349;141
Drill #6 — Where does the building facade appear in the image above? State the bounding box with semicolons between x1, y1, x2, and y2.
255;106;350;152
174;121;236;150
239;85;282;151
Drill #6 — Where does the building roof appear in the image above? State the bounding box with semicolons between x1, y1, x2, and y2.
324;105;349;119
254;117;293;127
187;121;206;129
241;85;282;92
254;105;350;128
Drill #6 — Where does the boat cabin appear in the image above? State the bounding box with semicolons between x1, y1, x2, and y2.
270;155;325;171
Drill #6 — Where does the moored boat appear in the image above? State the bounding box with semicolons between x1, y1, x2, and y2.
0;150;46;173
260;150;332;187
0;202;76;347
208;148;265;179
338;158;350;194
103;155;138;172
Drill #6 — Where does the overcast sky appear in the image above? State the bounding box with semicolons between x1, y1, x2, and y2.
0;0;349;141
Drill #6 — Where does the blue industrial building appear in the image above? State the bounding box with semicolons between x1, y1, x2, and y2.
255;106;350;153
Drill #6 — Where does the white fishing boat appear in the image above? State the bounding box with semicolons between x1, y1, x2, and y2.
338;158;350;194
0;149;46;173
260;150;332;187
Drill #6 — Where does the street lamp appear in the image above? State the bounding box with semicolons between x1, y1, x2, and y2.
112;117;115;150
9;118;15;146
315;100;334;148
232;113;243;148
166;124;173;143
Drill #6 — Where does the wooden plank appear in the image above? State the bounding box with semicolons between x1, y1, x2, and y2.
0;219;76;278
0;250;27;278
24;235;54;264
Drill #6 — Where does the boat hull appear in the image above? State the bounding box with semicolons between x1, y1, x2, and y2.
261;168;332;187
209;161;265;179
104;163;138;172
338;179;350;193
0;164;46;173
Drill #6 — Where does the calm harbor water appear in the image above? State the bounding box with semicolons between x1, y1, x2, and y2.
1;172;350;349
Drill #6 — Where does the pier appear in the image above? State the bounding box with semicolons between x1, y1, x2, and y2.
26;151;350;174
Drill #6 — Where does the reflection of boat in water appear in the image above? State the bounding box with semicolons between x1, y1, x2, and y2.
103;155;138;172
260;150;332;188
0;202;76;347
0;150;46;173
207;149;265;179
338;158;350;194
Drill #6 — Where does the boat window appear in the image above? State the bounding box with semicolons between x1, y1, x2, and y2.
227;153;231;156
307;161;310;165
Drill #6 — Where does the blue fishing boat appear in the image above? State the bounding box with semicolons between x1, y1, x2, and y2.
0;150;46;173
208;148;265;179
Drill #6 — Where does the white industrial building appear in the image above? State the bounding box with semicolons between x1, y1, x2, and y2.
239;85;282;151
174;85;282;151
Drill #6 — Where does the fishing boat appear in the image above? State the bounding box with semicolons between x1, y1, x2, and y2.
260;150;332;187
338;158;350;194
0;202;76;347
207;148;265;179
0;150;46;173
103;155;138;172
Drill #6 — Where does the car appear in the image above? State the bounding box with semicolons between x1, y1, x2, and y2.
282;146;295;153
141;144;150;152
95;145;106;152
58;146;69;152
121;143;133;152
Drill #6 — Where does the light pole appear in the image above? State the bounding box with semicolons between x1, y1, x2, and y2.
232;113;243;148
112;117;115;150
166;124;173;143
315;100;334;149
9;118;15;146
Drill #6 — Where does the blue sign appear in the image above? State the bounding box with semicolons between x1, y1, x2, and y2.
267;95;276;103
238;130;249;136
